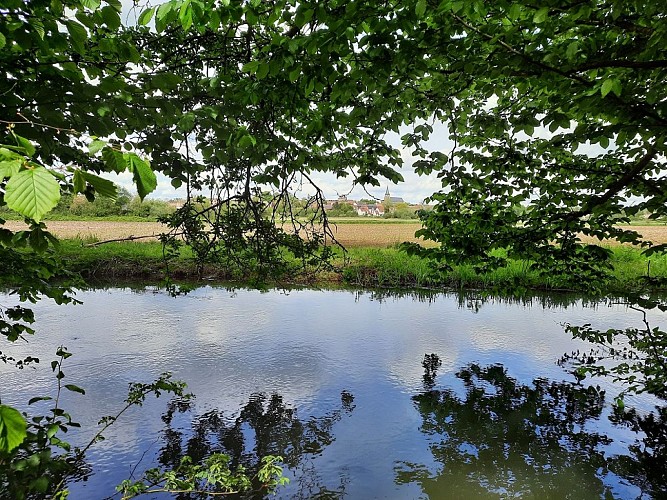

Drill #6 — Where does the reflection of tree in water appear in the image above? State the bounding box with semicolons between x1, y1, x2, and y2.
159;391;355;498
354;288;590;311
609;405;667;495
422;353;442;391
398;359;666;498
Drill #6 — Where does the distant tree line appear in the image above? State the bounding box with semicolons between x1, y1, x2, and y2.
0;187;178;220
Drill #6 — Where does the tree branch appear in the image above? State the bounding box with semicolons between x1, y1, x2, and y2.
562;146;658;222
83;233;179;247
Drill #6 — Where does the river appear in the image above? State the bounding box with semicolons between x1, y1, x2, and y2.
1;286;665;498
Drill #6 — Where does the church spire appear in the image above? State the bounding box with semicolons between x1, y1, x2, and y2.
385;186;390;197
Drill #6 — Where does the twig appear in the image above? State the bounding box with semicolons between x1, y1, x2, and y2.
83;233;183;246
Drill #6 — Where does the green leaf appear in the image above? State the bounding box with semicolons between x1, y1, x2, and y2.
30;477;49;493
611;79;622;97
64;384;86;395
0;405;27;453
127;153;157;200
242;60;260;73
288;67;300;83
566;41;578;59
150;73;182;91
13;135;36;157
238;134;256;148
28;396;52;405
31;19;45;39
105;0;122;10
178;112;195;131
415;0;427;18
28;226;51;252
155;1;176;32
101;5;121;30
66;20;87;44
138;6;155;26
73;170;118;199
295;8;314;28
46;424;59;439
0;147;16;160
84;172;118;199
4;167;61;222
73;168;86;193
0;160;22;179
533;7;549;23
101;148;127;173
88;139;106;155
179;0;193;30
601;78;616;97
80;0;101;8
508;4;522;21
0;32;6;50
256;62;270;80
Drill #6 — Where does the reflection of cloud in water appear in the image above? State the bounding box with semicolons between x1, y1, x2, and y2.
1;288;331;447
467;322;572;362
463;302;662;367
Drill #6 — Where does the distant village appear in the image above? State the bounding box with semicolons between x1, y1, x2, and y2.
323;188;429;218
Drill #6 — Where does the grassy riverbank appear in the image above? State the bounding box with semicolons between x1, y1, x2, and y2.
55;239;667;294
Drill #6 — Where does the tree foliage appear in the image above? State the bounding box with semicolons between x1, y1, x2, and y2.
3;0;665;277
402;0;667;284
130;0;666;284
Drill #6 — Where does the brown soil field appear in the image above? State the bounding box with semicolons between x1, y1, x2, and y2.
4;221;667;248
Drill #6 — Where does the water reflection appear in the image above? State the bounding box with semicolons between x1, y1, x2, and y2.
354;288;592;310
398;359;666;498
609;405;667;496
157;391;355;498
353;287;667;315
3;287;666;498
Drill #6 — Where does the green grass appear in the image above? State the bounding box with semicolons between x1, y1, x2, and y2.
608;245;667;287
620;220;667;226
340;247;434;287
53;239;667;295
57;240;196;282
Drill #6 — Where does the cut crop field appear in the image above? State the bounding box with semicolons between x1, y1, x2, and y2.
4;220;667;248
325;222;425;247
3;220;426;247
3;220;168;242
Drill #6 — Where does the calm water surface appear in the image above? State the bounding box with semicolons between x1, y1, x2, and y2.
2;287;665;499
